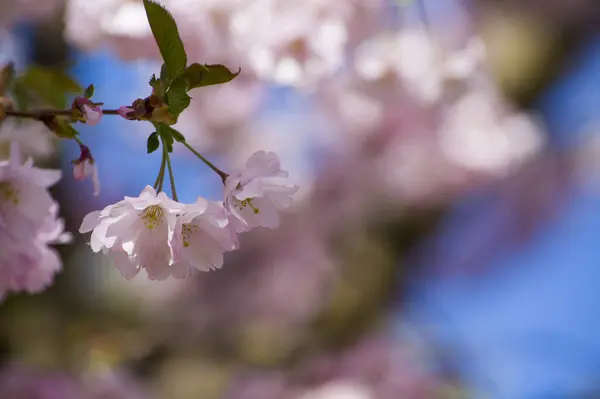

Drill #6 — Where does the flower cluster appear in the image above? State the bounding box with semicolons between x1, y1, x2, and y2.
79;150;298;280
0;142;71;299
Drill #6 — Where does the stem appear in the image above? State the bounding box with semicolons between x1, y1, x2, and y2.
164;140;178;201
5;108;122;119
153;147;167;192
181;141;229;184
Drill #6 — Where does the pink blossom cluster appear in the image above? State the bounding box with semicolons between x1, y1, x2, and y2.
0;142;70;299
79;150;298;280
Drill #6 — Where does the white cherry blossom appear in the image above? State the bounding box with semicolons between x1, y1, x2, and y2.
171;198;238;277
79;186;183;281
224;150;298;232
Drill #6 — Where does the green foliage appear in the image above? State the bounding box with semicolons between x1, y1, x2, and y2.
149;74;164;97
158;124;174;153
184;63;241;89
55;118;79;139
143;0;187;84
84;84;95;98
164;76;190;119
147;132;160;153
13;66;81;109
153;123;185;152
168;126;186;143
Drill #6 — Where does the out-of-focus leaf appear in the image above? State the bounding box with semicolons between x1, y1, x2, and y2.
17;66;81;108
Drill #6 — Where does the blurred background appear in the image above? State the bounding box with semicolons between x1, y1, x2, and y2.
2;0;600;397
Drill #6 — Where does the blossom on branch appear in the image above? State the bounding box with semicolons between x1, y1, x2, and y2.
79;185;183;281
224;150;299;233
171;198;238;276
73;96;103;125
72;143;100;196
0;143;69;300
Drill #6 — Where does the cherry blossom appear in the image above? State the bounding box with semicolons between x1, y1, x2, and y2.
171;198;238;277
79;186;183;281
71;144;100;196
0;142;62;241
117;105;135;119
0;200;71;300
73;96;103;125
224;150;299;232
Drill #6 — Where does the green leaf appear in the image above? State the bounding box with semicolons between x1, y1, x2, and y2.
10;81;30;111
55;118;79;139
84;84;94;98
165;76;190;118
149;73;165;97
147;132;160;153
156;123;174;152
160;63;169;83
184;63;241;89
143;0;187;82
168;127;186;142
17;66;81;108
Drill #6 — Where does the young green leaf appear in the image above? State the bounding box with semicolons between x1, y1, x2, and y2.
156;123;175;152
147;132;160;153
160;63;169;83
17;66;82;108
184;63;241;89
84;84;94;98
165;76;191;118
143;0;187;82
168;126;186;143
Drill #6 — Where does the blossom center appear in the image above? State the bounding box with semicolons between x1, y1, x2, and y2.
0;182;19;205
140;205;164;229
181;223;200;247
234;198;260;214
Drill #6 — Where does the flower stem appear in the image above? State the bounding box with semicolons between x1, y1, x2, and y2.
181;141;229;184
164;140;178;201
153;146;167;192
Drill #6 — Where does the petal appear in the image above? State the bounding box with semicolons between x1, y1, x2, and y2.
171;261;193;279
83;105;103;126
27;167;62;188
110;250;140;280
91;164;101;196
252;197;280;229
79;210;102;233
240;151;282;184
9;141;22;167
144;258;172;281
72;162;85;181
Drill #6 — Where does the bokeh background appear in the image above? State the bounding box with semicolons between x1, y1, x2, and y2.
2;0;600;397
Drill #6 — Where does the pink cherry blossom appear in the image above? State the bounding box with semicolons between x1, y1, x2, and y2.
117;105;135;120
224;150;299;232
79;186;183;281
0;201;71;300
0;142;62;241
171;198;238;277
74;97;103;125
72;144;100;196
